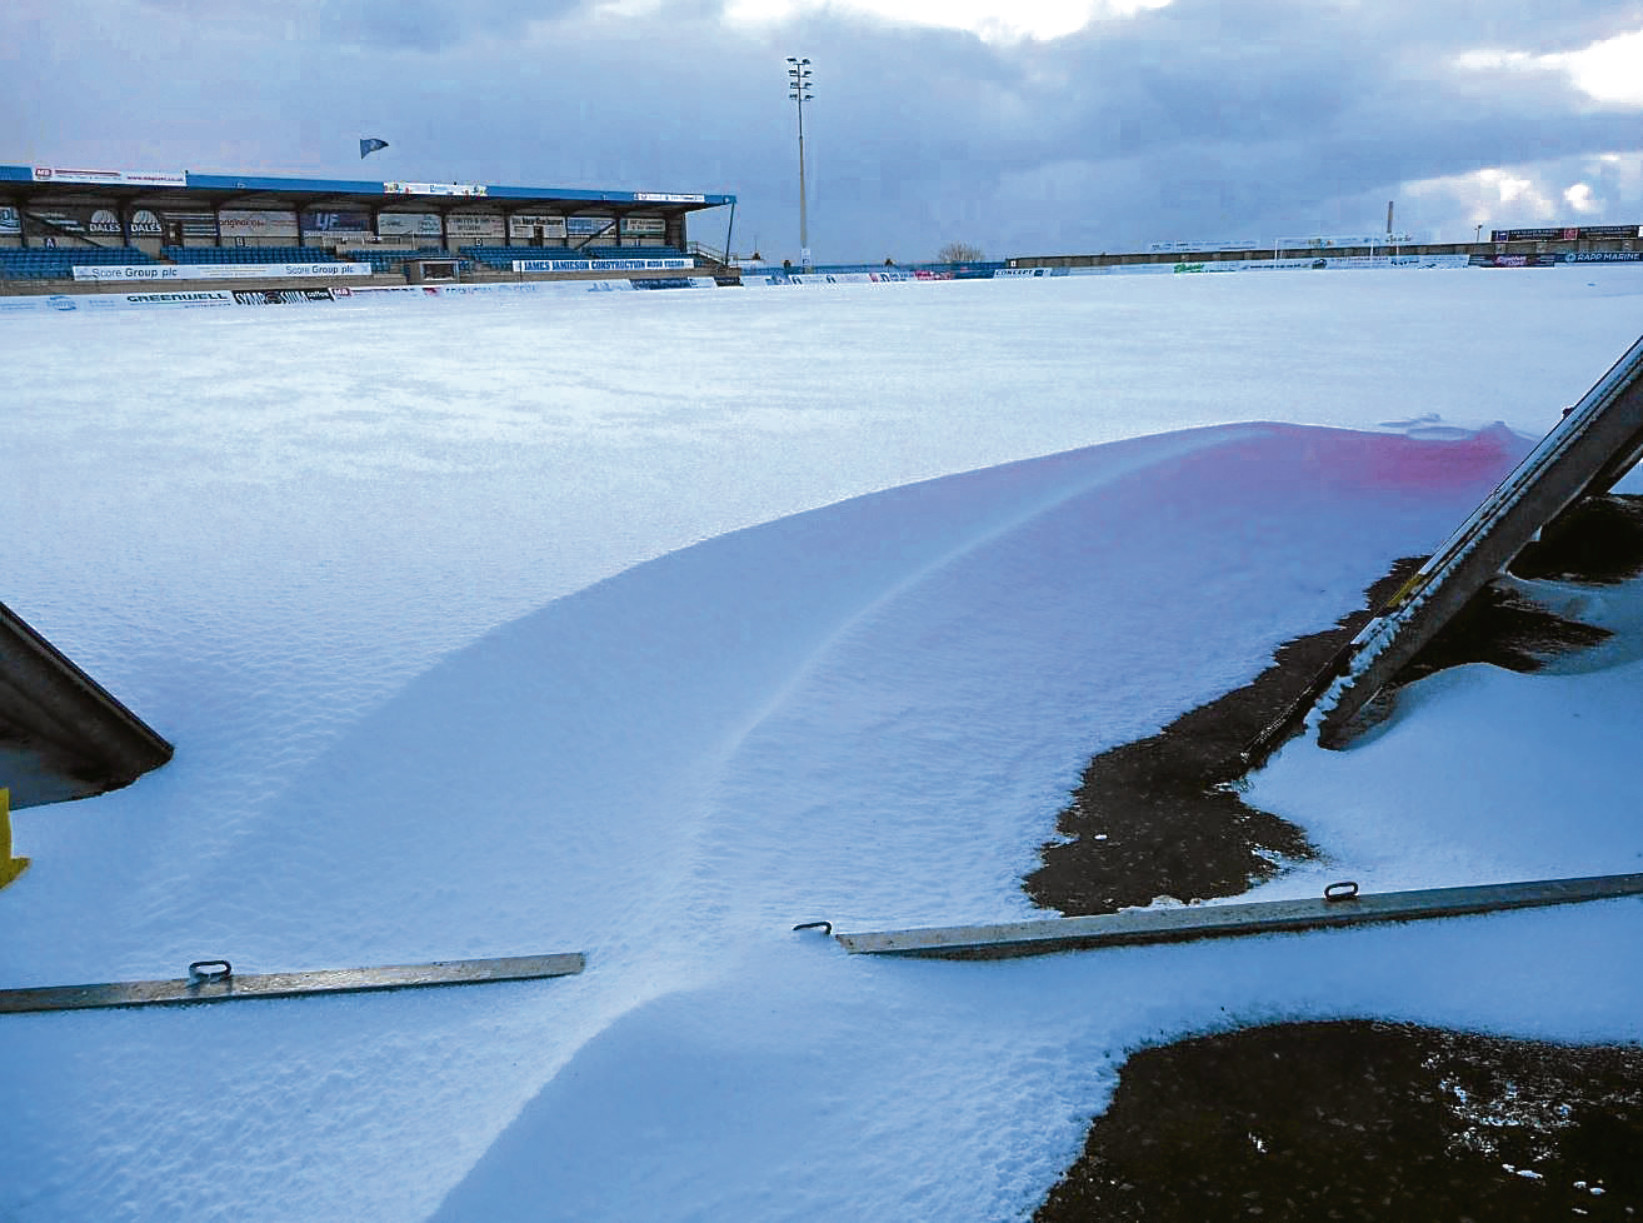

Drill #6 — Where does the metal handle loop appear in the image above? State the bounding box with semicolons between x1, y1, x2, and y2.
792;921;833;936
1324;881;1360;902
188;960;233;983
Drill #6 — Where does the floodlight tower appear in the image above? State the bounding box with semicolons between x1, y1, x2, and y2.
787;56;814;269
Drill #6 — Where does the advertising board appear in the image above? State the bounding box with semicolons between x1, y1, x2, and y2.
71;263;372;282
513;259;593;273
1146;240;1260;253
621;216;667;236
127;209;163;237
220;209;299;239
508;214;568;240
511;256;691;274
634;193;705;203
31;166;187;187
0;206;19;235
446;213;504;240
302;210;373;236
1275;234;1414;249
384;181;487;197
1474;253;1559;267
1572;225;1643;240
377;213;443;238
22;207;125;236
1562;251;1643;263
593;258;691;271
566;216;617;237
232;288;336;305
128;210;217;239
1491;228;1575;242
109;290;236;308
1492;225;1642;242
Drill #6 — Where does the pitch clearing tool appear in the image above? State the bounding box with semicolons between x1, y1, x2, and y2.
809;873;1643;959
0;952;585;1014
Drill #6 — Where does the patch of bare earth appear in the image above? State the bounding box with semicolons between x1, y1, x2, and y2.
1024;559;1424;917
1028;494;1643;1221
1037;1022;1643;1223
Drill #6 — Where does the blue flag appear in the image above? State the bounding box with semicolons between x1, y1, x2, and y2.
360;138;389;159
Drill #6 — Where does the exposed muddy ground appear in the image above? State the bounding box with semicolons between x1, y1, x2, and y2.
1029;493;1643;1221
1037;1021;1643;1223
1028;495;1643;919
1024;560;1423;917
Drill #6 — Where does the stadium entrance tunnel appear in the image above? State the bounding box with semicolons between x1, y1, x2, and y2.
0;600;172;810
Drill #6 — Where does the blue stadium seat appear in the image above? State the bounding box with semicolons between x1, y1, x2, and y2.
0;246;155;279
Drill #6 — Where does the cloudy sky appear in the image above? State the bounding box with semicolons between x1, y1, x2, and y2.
6;0;1643;262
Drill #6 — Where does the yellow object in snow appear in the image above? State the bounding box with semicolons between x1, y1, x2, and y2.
0;788;30;891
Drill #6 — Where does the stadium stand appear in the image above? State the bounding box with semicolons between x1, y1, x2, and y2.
0;246;156;279
161;246;339;264
1;164;734;287
346;248;451;274
460;244;689;270
580;246;686;261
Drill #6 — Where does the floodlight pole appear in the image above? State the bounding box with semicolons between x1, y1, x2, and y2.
787;57;814;270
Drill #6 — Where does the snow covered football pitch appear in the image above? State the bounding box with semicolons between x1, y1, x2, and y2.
4;268;1643;1220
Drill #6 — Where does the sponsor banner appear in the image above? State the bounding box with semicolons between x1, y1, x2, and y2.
446;213;505;240
789;272;879;285
332;285;438;299
594;257;690;271
1275;234;1414;249
1472;253;1559;268
157;211;219;239
1486;226;1641;242
73;265;186;281
1323;254;1471;270
995;267;1049;277
377;212;444;238
1066;264;1175;276
384;181;487;197
331;281;637;303
513;257;690;273
112;290;236;308
634;192;704;203
31;166;186;187
26;208;84;234
127;208;162;237
24;206;123;235
0;294;70;312
621;216;666;236
1562;250;1643;263
630;277;718;290
749;271;917;287
232;288;335;305
1573;225;1643;240
0;205;19;235
1147;240;1261;253
118;208;215;239
508;213;567;240
220;209;299;239
566;215;616;237
514;259;592;273
302;210;372;236
72;262;371;281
